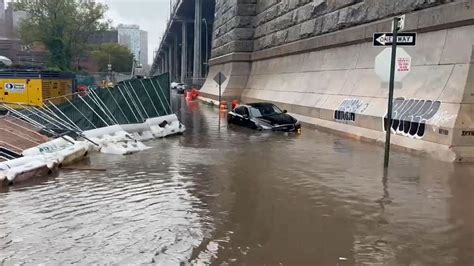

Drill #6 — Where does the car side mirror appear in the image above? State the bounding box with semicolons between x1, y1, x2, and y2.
283;109;288;113
243;114;249;119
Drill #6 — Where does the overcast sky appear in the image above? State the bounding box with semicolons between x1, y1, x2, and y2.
98;0;171;64
5;0;171;64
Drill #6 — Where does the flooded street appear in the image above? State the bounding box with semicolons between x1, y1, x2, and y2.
1;93;473;265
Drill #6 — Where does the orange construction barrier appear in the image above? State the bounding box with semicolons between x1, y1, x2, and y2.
186;89;199;101
77;85;88;96
231;100;239;110
219;101;228;111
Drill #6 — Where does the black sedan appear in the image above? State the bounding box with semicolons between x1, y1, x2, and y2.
177;84;186;94
227;103;301;133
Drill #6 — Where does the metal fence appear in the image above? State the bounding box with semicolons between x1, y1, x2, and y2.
1;74;172;138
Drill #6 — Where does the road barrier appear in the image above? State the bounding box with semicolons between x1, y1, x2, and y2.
231;100;239;110
219;101;228;111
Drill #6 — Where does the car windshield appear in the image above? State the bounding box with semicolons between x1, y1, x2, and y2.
249;104;282;118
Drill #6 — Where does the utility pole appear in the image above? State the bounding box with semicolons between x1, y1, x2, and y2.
383;17;401;168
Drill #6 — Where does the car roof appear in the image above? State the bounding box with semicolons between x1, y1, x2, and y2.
248;102;275;108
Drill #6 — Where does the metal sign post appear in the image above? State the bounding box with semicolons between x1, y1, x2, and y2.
213;72;227;107
383;17;401;168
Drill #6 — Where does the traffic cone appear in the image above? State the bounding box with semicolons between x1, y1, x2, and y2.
231;100;239;110
219;101;228;111
186;91;191;100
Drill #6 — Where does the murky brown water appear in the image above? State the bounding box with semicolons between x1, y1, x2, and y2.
1;93;473;265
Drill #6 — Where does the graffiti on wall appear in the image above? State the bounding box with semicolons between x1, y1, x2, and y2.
334;99;369;122
384;97;441;138
462;130;474;136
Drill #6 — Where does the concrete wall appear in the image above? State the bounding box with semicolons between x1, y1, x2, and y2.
252;0;455;51
212;0;256;58
200;0;474;162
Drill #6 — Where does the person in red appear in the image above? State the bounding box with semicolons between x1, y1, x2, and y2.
77;85;88;96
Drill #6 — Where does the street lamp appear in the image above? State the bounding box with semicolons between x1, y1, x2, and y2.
202;18;209;77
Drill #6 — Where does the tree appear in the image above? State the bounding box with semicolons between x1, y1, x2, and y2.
90;43;134;73
15;0;109;71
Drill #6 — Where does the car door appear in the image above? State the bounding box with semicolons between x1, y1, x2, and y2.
231;106;245;126
241;107;255;129
231;106;257;129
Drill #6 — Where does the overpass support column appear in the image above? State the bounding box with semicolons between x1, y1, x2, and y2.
193;0;202;85
181;22;188;84
163;51;168;73
168;45;173;80
173;34;179;82
160;56;165;74
156;57;160;74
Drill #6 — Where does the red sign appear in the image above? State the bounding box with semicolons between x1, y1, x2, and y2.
397;57;411;72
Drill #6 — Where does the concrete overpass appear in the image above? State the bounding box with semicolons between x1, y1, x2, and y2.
150;0;215;87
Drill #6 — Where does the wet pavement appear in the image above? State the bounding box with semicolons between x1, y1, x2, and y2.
1;93;473;265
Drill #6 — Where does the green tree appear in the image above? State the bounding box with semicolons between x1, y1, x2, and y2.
90;43;134;73
15;0;109;71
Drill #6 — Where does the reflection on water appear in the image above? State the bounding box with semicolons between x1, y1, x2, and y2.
1;93;473;265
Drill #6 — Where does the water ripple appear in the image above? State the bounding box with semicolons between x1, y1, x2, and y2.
0;96;473;265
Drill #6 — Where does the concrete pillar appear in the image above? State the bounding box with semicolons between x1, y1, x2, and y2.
163;51;167;73
193;0;202;84
165;50;169;73
158;56;161;74
168;45;173;80
173;34;179;82
163;56;166;74
158;56;162;74
181;22;188;84
162;54;165;73
203;20;211;78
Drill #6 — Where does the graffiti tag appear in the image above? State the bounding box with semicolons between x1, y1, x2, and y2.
334;99;369;123
384;97;441;138
438;128;449;135
462;131;474;136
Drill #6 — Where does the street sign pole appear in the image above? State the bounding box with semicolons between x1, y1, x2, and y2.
384;17;401;168
214;72;226;108
218;74;222;107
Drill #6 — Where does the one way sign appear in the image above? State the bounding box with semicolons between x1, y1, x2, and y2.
373;33;417;47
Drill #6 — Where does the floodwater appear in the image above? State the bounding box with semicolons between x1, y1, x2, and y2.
1;93;473;265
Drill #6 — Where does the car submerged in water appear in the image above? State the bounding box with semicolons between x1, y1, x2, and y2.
171;82;186;94
227;103;302;133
